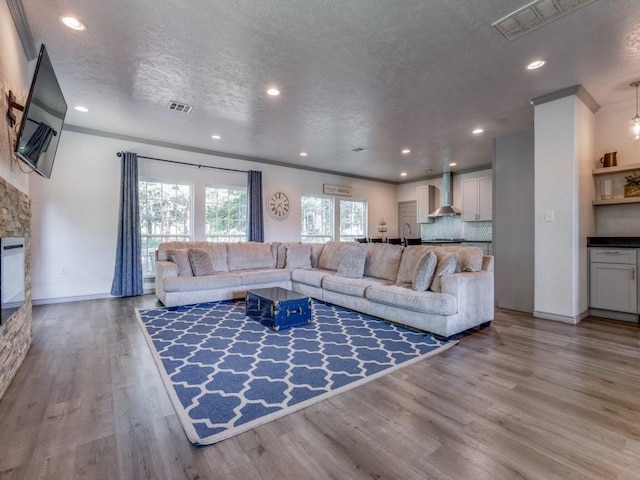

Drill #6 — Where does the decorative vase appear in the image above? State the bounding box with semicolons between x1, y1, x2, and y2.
624;186;640;198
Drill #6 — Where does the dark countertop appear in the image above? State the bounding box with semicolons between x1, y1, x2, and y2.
587;237;640;248
421;239;492;244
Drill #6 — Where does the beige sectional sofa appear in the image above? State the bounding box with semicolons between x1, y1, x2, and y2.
155;240;494;339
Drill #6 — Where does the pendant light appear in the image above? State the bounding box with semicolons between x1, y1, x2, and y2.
630;81;640;140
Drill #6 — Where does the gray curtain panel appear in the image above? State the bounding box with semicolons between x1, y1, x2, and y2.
111;151;143;297
22;122;54;160
247;170;264;242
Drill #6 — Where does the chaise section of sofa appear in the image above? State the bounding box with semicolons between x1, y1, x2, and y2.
154;240;494;339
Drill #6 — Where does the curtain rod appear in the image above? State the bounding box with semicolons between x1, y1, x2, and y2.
116;152;248;173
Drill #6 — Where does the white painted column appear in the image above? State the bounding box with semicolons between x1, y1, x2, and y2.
533;91;596;323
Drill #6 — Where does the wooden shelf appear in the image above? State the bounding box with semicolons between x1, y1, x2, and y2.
592;163;640;176
593;197;640;206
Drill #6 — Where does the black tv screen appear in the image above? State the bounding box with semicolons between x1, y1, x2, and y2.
14;44;67;179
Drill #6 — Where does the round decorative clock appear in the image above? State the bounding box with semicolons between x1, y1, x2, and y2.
267;190;290;219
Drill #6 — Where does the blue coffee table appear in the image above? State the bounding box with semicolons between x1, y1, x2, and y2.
245;287;312;331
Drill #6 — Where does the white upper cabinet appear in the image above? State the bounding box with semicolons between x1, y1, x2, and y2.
416;185;435;223
462;176;492;222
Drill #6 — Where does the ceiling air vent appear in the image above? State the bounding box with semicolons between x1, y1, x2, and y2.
168;101;193;114
493;0;594;41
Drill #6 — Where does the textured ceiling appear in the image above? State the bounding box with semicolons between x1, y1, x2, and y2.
19;0;640;182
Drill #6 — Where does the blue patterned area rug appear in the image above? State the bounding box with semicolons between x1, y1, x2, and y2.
136;300;455;445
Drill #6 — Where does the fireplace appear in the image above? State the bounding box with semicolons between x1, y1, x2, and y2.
1;237;25;324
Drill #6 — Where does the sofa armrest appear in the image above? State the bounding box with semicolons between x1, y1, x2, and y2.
441;270;494;326
155;260;178;304
156;260;178;279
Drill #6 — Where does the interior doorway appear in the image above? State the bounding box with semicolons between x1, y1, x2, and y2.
397;201;418;239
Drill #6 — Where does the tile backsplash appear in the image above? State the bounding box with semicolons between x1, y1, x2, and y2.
421;216;492;241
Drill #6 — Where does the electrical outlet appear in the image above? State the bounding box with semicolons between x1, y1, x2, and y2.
60;265;68;275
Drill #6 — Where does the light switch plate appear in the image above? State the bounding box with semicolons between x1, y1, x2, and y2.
545;210;554;222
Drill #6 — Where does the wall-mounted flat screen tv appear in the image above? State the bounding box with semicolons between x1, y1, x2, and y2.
14;44;67;179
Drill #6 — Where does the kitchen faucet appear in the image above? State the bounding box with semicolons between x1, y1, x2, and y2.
402;223;412;238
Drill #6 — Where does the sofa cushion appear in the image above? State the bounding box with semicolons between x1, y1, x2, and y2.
227;242;276;271
323;275;392;298
158;241;193;261
163;273;242;292
364;244;405;281
271;242;281;268
310;243;324;268
276;242;299;269
291;268;334;288
412;251;437;291
429;253;458;293
237;269;292;286
336;245;367;278
443;246;484;273
202;243;229;272
188;248;216;276
366;285;457;316
168;248;193;277
285;244;312;269
396;246;444;284
317;241;340;270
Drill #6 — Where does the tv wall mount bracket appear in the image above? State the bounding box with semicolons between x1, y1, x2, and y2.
6;90;24;128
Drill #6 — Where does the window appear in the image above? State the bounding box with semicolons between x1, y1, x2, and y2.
205;186;247;242
301;196;333;243
339;199;367;242
139;179;192;276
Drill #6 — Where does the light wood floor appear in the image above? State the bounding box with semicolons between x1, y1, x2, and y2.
0;296;639;479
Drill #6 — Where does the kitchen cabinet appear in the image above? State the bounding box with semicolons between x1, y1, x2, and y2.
589;248;637;314
416;185;435;224
461;241;493;255
462;177;492;222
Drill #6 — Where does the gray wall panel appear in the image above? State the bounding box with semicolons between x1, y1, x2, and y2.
493;130;535;313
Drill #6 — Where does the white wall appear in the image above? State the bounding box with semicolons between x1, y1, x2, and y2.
534;95;595;323
30;131;397;301
0;2;30;192
594;99;640;235
576;99;596;317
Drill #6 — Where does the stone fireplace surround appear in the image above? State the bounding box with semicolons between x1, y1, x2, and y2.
0;175;31;399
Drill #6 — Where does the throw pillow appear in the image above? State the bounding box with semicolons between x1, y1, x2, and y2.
412;251;437;291
336;245;367;278
188;248;216;276
168;248;193;277
429;253;458;292
285;244;312;269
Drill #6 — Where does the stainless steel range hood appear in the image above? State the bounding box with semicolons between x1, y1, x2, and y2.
431;173;460;216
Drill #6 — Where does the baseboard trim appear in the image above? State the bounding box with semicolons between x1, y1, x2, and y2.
589;308;639;323
33;292;113;305
533;310;588;324
33;287;155;306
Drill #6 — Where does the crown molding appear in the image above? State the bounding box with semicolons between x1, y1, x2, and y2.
530;84;600;113
6;0;37;60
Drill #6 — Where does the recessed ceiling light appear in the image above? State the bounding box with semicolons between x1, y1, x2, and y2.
401;148;411;154
267;88;280;96
211;135;221;140
527;59;546;70
299;152;308;157
74;105;89;112
60;16;86;31
449;162;457;166
472;128;484;134
400;172;407;177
